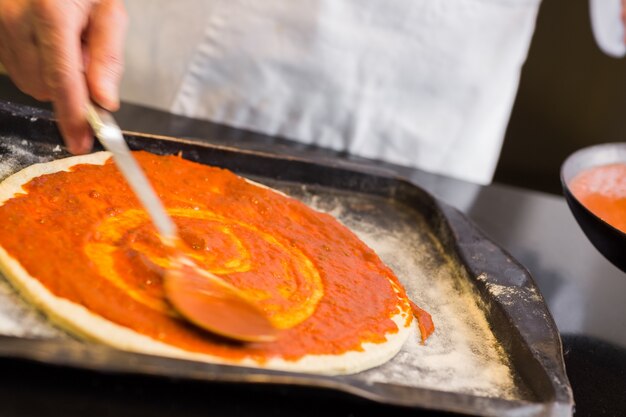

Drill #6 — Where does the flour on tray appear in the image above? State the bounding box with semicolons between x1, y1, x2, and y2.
291;184;524;400
0;140;59;181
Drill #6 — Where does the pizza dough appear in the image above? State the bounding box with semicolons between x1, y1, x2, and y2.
0;151;416;375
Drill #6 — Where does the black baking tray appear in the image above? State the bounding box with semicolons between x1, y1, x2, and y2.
0;101;573;416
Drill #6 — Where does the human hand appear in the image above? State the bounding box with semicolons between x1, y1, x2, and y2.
0;0;127;154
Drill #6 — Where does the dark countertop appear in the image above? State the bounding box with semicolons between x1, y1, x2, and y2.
0;79;624;416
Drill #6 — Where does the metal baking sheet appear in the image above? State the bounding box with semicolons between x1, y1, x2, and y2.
0;101;573;416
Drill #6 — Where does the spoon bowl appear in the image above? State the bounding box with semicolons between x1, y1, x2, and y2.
164;253;278;342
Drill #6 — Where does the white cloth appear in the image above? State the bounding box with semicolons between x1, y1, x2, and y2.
121;0;540;184
590;0;626;57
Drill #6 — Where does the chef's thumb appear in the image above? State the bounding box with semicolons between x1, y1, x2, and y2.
85;0;128;111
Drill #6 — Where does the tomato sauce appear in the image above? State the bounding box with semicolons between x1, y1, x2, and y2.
0;152;433;361
409;300;435;344
569;163;626;234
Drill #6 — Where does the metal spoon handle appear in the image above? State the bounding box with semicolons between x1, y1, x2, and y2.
85;103;178;242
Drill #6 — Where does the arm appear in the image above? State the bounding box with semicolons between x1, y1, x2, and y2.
0;0;127;154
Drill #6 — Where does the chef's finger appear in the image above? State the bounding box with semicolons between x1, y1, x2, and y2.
0;29;20;86
13;45;51;102
0;2;49;101
33;2;92;154
86;0;127;111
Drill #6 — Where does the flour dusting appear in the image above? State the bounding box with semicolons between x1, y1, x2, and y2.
0;278;66;338
281;183;525;400
0;140;61;181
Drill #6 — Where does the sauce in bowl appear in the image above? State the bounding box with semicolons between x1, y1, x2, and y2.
569;163;626;234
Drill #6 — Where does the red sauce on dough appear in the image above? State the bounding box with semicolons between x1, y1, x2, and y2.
569;163;626;234
0;152;433;362
409;300;434;344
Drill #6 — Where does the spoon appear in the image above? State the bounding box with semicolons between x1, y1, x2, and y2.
85;103;278;342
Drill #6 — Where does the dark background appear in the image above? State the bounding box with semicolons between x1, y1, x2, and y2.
495;0;626;194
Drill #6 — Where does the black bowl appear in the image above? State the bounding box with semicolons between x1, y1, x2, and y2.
560;142;626;273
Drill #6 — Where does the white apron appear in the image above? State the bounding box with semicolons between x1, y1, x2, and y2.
121;0;540;184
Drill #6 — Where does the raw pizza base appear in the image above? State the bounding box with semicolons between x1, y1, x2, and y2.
0;151;413;375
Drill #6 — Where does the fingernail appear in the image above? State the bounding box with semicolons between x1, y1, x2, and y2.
100;79;119;110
